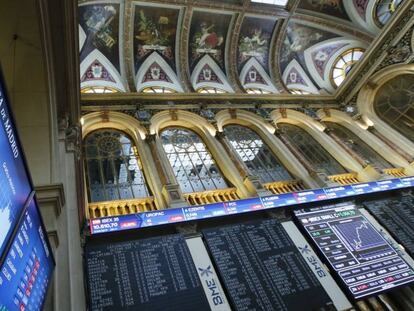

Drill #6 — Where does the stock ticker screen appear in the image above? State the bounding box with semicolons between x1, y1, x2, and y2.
202;219;332;310
85;234;210;311
0;79;32;259
295;204;414;299
0;199;54;311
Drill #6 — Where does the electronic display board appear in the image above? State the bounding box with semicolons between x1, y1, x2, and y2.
364;195;414;257
295;204;414;299
0;77;32;258
202;219;332;310
85;234;210;311
0;199;54;311
90;177;414;235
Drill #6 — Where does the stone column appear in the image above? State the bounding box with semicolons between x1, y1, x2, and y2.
146;134;187;208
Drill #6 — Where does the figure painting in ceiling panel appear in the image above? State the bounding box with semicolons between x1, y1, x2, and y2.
298;0;351;21
79;4;121;72
237;17;276;73
189;11;233;72
133;5;180;73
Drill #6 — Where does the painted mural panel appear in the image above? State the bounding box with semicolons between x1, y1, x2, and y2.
237;16;276;73
298;0;351;21
79;4;121;72
133;5;180;73
189;11;233;72
280;22;338;73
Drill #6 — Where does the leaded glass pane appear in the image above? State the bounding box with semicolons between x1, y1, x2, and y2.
223;125;292;183
278;123;347;175
324;122;392;170
83;129;150;202
160;128;228;193
374;74;414;142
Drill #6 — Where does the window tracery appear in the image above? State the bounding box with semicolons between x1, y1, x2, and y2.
331;48;364;87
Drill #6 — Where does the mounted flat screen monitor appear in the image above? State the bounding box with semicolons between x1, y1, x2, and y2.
0;199;54;310
294;203;414;300
202;219;332;310
85;234;211;311
0;73;32;258
364;195;414;257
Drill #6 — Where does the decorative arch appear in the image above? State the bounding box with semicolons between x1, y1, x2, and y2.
150;110;250;197
80;49;127;91
239;58;278;93
135;52;184;93
283;59;319;94
317;109;411;172
357;63;414;155
271;109;364;174
191;54;234;93
82;111;166;209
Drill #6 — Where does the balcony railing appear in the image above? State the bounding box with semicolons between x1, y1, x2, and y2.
263;180;306;195
88;197;156;219
383;167;407;178
328;173;360;185
184;187;239;205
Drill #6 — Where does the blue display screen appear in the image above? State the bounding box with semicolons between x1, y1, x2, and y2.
90;177;414;235
0;79;32;259
0;199;54;311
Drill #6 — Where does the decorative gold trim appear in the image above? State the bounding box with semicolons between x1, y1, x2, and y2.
184;188;239;205
263;180;305;195
382;167;407;177
328;173;360;185
88;197;156;219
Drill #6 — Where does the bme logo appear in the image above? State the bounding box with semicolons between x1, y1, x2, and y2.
198;266;225;306
198;265;214;277
298;245;327;278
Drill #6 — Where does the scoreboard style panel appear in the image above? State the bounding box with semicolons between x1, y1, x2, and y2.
295;204;414;299
203;219;332;311
364;195;414;257
0;199;54;311
85;234;211;311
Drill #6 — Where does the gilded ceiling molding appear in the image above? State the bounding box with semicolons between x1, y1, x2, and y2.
227;13;244;93
269;19;288;93
179;6;193;92
123;0;136;92
335;1;414;107
293;12;374;44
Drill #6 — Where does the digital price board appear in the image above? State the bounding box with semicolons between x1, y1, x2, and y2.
0;78;32;258
364;195;414;257
90;177;414;235
295;204;414;299
0;199;54;311
85;234;210;311
202;219;332;310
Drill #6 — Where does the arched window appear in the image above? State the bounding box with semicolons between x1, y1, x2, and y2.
81;86;120;94
223;125;293;183
278;123;347;175
197;87;227;94
374;0;402;27
324;122;392;170
141;87;176;94
374;74;414;142
245;88;271;94
83;129;150;202
331;48;364;87
160;127;228;193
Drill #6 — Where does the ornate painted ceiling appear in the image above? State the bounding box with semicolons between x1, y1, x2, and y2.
78;0;404;96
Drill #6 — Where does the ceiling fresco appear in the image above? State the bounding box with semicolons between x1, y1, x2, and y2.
78;0;404;95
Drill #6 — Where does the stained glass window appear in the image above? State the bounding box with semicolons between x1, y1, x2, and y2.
324;122;392;170
374;74;414;142
374;0;403;27
84;129;150;202
331;48;364;87
278;123;347;175
223;125;293;183
160;127;228;193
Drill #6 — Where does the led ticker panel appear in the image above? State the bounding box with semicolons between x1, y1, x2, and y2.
202;219;332;310
0;199;54;311
85;234;210;311
364;195;414;257
295;204;414;299
0;80;32;257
